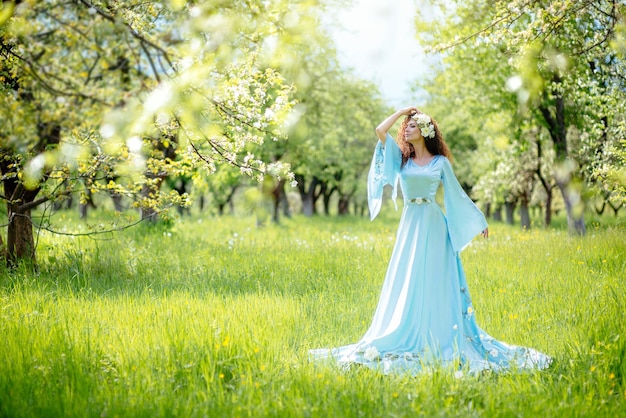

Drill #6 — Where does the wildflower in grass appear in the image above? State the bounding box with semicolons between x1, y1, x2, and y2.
364;346;380;361
454;370;463;379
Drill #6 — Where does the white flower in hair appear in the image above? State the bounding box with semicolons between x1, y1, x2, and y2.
411;113;436;139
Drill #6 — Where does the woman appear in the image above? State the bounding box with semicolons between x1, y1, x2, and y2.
310;107;551;374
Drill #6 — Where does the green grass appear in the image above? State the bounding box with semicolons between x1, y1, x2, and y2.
0;209;625;417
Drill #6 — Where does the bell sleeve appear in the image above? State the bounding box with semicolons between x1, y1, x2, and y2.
367;133;401;220
441;157;488;253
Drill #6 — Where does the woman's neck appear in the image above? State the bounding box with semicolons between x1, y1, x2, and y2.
410;141;432;159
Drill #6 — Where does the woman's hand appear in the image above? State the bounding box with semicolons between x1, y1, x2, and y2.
375;106;420;142
481;228;489;238
401;106;419;116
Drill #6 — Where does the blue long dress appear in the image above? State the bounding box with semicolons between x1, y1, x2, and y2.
309;135;551;374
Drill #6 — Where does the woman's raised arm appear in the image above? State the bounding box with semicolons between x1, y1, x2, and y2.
375;106;418;144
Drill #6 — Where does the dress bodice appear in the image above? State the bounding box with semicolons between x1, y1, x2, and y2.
367;133;488;253
400;157;442;200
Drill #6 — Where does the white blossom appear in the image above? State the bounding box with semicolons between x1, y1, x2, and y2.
363;346;380;361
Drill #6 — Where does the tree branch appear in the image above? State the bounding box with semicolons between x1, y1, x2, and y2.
76;0;175;72
0;45;112;105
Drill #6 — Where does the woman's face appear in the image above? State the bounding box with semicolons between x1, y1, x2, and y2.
404;120;423;142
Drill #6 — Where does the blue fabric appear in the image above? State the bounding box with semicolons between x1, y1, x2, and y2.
367;136;401;220
311;136;551;375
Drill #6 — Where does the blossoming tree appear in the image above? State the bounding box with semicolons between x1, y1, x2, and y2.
0;0;328;263
417;0;626;233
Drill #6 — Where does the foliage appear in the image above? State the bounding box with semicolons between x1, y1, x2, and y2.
0;0;341;260
288;70;390;215
416;0;626;232
0;211;625;416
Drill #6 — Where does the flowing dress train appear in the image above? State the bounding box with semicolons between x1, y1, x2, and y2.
309;135;551;374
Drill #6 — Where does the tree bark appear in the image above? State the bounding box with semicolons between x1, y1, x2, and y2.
1;122;60;263
544;187;553;227
556;180;586;234
539;75;585;234
140;178;163;222
492;205;502;222
338;195;350;215
271;179;289;223
110;193;124;212
505;201;515;225
297;175;321;217
608;200;622;216
7;206;35;262
79;188;96;219
321;183;335;216
520;198;531;230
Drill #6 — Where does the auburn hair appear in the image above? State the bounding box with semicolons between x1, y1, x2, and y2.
396;112;453;168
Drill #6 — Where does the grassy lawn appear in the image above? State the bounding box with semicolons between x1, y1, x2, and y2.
0;209;624;417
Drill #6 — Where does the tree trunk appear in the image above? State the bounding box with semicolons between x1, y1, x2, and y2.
322;193;331;216
338;195;350;215
79;188;96;219
281;188;291;218
322;183;338;216
608;200;622;216
539;75;585;234
544;187;553;227
505;201;515;225
173;177;190;217
534;136;554;227
229;198;235;215
199;195;205;211
1;122;60;263
110;193;124;212
520;198;531;230
301;195;315;217
272;179;289;223
296;175;320;217
492;205;502;222
7;205;35;263
140;178;163;222
556;180;586;235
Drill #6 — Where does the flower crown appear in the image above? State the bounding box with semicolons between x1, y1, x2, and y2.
411;113;436;139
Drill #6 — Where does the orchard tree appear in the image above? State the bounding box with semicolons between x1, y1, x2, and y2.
418;0;626;234
288;72;388;216
0;0;332;263
413;17;540;220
